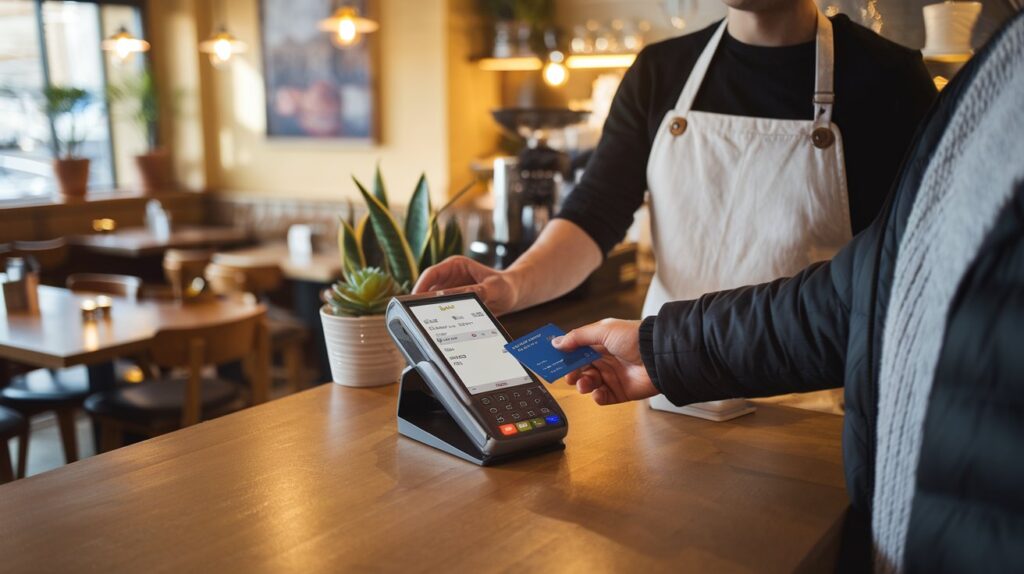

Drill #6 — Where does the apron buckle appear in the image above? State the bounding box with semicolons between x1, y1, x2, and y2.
812;127;835;149
669;117;688;136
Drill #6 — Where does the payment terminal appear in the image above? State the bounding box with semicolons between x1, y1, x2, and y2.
386;291;568;465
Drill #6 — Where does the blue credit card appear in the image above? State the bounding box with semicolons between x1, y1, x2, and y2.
504;323;601;383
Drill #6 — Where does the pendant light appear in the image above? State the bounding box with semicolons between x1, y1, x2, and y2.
199;27;248;68
318;6;379;48
199;1;247;68
101;26;150;64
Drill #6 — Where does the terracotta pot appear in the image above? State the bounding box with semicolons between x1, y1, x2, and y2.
135;149;172;193
52;158;90;198
320;306;404;387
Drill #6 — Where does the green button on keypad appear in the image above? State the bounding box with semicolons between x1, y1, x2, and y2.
530;418;546;428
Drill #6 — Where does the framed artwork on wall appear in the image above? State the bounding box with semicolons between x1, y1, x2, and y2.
259;0;378;141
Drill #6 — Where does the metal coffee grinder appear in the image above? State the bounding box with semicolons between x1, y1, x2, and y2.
481;108;589;269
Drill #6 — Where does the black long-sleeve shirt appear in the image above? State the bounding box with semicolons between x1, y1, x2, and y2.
557;14;937;254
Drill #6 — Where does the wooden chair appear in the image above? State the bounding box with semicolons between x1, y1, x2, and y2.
84;311;271;452
206;259;308;393
67;272;151;376
0;273;147;466
0;405;28;483
12;238;68;279
66;273;143;300
163;249;212;301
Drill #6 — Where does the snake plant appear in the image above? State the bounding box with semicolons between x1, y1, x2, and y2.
324;166;472;317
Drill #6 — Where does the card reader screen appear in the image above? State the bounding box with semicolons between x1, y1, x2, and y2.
409;297;532;395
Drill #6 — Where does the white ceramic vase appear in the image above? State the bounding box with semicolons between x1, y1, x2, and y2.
320;306;405;387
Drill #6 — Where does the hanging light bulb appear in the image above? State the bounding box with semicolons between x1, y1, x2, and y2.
199;27;247;68
318;6;379;48
542;50;569;87
101;26;150;65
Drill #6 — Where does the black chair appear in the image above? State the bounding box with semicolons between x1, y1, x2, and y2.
0;368;89;466
0;405;28;483
0;274;146;465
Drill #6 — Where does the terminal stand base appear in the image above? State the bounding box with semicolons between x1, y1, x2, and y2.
396;367;564;466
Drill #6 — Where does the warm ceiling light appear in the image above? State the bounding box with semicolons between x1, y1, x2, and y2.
318;6;379;48
542;51;569;87
101;26;150;64
199;28;247;68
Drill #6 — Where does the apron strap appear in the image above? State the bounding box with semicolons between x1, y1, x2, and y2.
813;11;835;128
675;12;836;128
673;19;729;114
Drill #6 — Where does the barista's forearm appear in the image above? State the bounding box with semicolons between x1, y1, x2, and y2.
504;219;603;312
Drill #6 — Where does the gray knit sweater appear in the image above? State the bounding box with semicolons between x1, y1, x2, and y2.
872;16;1024;573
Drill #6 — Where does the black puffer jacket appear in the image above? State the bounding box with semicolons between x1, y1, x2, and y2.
638;11;1024;572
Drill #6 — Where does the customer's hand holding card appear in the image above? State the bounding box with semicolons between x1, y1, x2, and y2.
504;323;600;383
537;319;660;406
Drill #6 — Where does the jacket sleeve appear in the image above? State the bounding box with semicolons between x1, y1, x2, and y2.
638;228;870;405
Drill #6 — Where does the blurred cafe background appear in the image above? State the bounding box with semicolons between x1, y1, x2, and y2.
0;0;1014;480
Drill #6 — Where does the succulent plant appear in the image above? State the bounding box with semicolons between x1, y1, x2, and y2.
324;267;406;317
324;165;473;317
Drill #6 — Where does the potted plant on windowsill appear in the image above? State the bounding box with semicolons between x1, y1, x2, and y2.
321;167;470;387
43;86;90;198
108;70;170;193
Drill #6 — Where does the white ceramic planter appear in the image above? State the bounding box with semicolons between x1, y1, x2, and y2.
320;306;405;387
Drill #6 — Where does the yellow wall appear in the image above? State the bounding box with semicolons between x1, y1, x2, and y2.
148;0;209;191
446;0;502;192
150;0;501;206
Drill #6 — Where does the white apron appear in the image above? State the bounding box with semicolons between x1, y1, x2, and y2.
644;12;851;416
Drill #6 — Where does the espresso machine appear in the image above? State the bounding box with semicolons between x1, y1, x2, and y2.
477;108;590;269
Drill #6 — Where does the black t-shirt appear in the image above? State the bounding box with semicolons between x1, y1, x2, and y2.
558;14;937;254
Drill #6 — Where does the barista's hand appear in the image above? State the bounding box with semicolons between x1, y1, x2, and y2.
413;256;519;316
552;319;658;406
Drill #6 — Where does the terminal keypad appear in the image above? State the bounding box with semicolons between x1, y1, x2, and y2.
478;386;562;436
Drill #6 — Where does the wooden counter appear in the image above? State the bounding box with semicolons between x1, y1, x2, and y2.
0;381;847;573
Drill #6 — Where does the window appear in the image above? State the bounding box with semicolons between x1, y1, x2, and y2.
0;0;148;201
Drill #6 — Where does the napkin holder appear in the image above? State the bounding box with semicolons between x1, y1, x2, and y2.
0;272;40;315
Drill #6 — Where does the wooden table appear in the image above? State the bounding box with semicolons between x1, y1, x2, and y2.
0;286;270;447
71;225;250;258
0;287;260;369
217;242;342;283
0;382;848;573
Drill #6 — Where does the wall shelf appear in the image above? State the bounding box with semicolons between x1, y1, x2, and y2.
476;53;636;72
